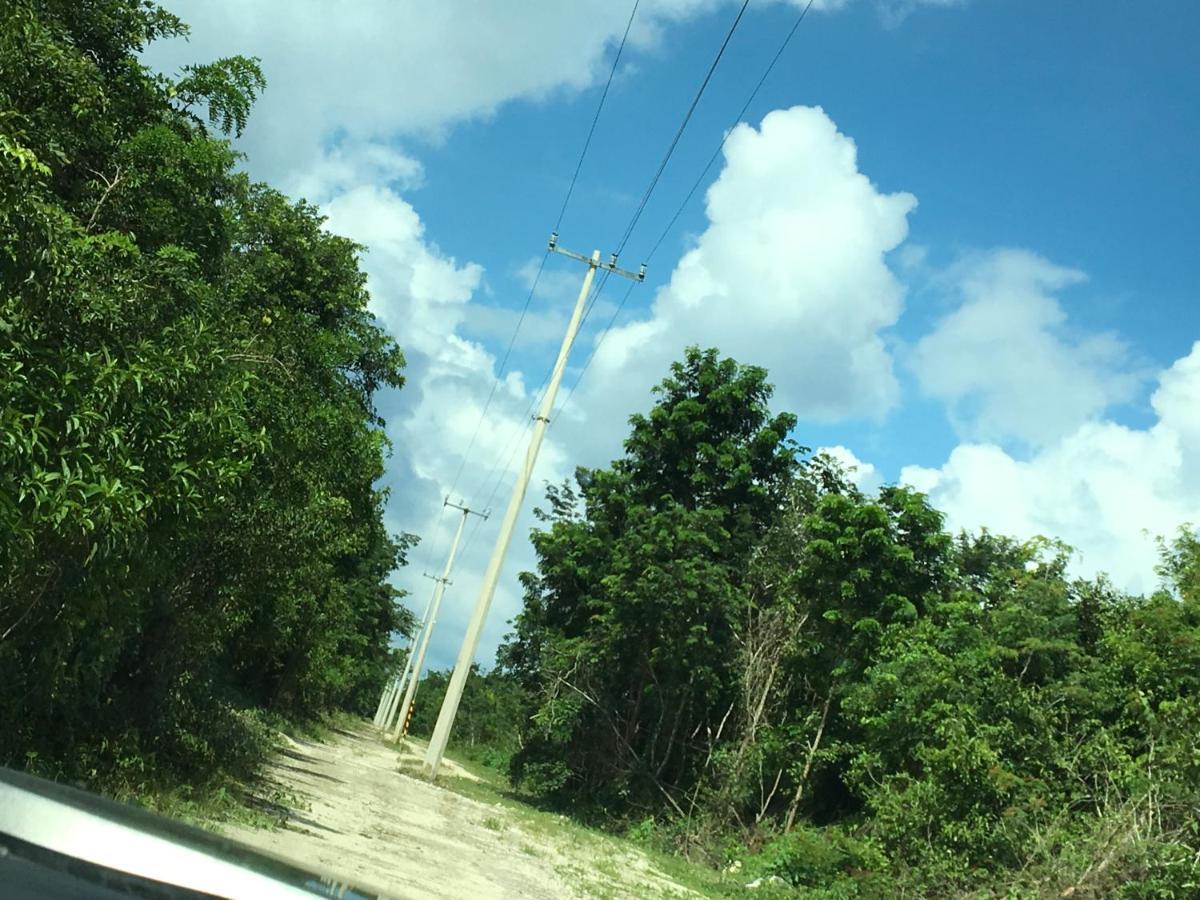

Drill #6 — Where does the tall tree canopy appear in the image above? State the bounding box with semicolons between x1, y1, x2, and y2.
505;347;799;809
500;347;1200;897
0;0;411;786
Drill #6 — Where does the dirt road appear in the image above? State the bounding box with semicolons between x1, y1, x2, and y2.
220;723;698;899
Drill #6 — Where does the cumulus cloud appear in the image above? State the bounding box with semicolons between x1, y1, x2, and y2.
903;342;1200;595
324;187;479;342
911;249;1145;448
562;104;915;449
318;177;576;667
290;143;424;205
817;445;882;493
143;0;726;184
145;0;968;185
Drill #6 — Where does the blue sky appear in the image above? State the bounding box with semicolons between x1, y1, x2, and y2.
148;0;1200;669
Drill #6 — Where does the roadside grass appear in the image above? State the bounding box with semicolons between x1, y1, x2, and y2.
391;737;748;899
133;710;345;832
107;773;281;831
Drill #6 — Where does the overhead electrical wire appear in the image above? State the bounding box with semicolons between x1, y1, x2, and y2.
613;0;752;258
554;0;642;234
645;0;816;264
446;0;643;504
445;0;642;503
461;0;780;546
458;254;610;559
562;0;817;415
458;372;552;558
445;252;547;500
465;246;610;530
572;0;755;342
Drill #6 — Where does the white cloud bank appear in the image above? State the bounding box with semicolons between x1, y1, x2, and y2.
146;0;966;188
911;249;1144;447
904;341;1200;595
564;104;916;451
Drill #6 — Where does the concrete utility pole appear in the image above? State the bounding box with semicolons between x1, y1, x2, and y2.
376;660;408;728
375;583;437;729
378;588;436;730
380;632;417;730
423;235;644;780
391;500;486;742
373;676;392;725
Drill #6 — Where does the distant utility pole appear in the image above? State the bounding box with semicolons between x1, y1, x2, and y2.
423;235;644;779
374;582;438;729
379;664;404;732
374;674;397;727
375;657;409;728
391;500;486;742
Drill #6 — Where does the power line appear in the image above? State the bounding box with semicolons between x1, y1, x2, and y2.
557;278;636;415
465;249;609;524
449;0;643;503
554;0;642;233
454;0;780;559
573;0;756;340
562;0;817;416
458;368;553;559
459;256;615;560
577;266;614;332
645;0;816;264
614;0;752;258
446;252;548;499
560;0;756;411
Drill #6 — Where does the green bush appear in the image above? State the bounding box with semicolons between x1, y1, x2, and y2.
752;825;888;896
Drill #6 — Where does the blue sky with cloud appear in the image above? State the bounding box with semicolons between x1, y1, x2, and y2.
146;0;1199;668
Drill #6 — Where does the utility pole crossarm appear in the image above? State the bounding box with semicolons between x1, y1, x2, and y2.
548;232;646;282
444;498;489;520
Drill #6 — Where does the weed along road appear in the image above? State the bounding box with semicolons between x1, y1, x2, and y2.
220;723;699;899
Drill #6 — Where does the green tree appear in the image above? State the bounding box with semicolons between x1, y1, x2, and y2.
506;347;799;812
0;0;412;788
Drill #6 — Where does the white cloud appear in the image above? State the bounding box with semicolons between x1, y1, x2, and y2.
903;342;1200;595
911;249;1144;447
875;0;967;28
145;0;968;186
323;185;481;355
143;0;724;184
290;143;424;204
564;104;915;444
817;445;882;493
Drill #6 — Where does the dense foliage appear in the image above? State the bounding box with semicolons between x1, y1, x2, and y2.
407;664;526;774
0;0;411;789
500;347;1200;897
504;348;798;810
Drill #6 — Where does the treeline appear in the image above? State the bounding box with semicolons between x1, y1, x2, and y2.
1;1;409;790
407;664;525;773
485;348;1200;897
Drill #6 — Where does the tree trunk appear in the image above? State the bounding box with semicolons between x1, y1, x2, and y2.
783;687;832;833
